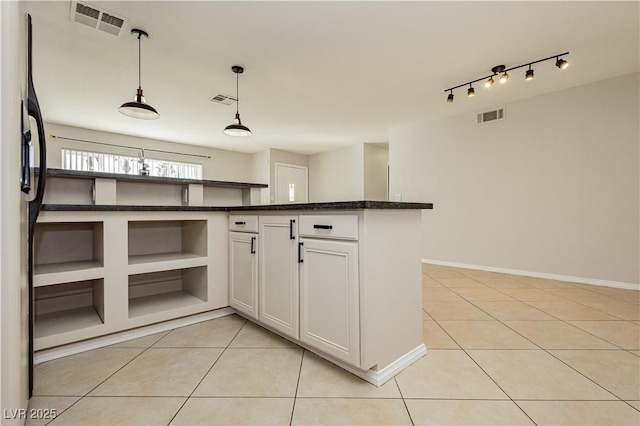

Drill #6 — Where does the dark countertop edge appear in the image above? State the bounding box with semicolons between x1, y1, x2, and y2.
227;201;434;211
41;201;433;212
36;168;268;189
42;204;228;212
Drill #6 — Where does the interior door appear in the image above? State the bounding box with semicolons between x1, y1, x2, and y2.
275;163;308;204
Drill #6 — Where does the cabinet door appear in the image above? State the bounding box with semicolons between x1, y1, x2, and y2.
258;216;299;339
229;231;258;320
299;238;360;366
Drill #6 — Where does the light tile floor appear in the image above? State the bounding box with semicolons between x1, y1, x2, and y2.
30;265;640;425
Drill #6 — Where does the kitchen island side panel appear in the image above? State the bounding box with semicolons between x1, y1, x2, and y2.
360;209;423;370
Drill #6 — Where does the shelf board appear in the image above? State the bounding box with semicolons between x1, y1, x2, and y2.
35;306;103;339
127;252;208;275
129;251;204;265
34;261;104;287
129;291;205;319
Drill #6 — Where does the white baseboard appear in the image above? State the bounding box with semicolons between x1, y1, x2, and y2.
321;344;427;387
34;307;235;364
423;259;639;291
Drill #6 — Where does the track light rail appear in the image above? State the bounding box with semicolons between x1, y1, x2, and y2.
444;51;569;93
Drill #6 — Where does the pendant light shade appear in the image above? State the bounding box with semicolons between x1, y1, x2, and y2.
223;65;252;137
119;29;159;120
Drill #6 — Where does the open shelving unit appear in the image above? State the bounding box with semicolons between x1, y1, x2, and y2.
34;222;104;286
34;279;105;339
128;267;208;318
128;220;207;265
33;210;227;351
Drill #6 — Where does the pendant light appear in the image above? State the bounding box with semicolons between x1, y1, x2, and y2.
223;65;252;137
118;29;159;120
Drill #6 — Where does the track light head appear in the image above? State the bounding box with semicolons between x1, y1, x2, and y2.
447;92;454;103
484;76;494;88
525;67;534;81
467;86;475;97
556;58;569;70
500;72;509;84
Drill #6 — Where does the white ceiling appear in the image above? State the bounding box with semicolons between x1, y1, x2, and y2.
21;1;639;155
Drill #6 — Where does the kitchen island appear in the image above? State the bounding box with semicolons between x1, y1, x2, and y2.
35;169;432;385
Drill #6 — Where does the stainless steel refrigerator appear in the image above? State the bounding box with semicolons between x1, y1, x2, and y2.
22;12;48;398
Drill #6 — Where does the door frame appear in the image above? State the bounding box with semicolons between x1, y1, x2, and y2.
274;162;309;204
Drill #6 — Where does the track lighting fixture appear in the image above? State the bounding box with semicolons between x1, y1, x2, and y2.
444;52;569;103
556;57;569;70
525;66;534;81
223;65;252;137
119;29;159;120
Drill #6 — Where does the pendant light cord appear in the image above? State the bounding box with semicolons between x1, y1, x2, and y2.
137;33;142;89
236;71;240;114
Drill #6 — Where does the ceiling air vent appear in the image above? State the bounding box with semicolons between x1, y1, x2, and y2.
70;1;128;36
209;94;237;106
477;107;505;125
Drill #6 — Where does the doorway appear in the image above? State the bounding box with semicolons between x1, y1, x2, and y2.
274;162;308;204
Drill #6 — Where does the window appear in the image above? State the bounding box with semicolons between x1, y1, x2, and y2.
289;183;295;202
61;148;203;179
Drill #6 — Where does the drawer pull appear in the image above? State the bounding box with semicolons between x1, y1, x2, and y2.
313;224;333;230
235;221;246;225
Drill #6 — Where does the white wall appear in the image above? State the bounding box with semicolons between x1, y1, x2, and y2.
45;123;253;182
1;1;30;421
309;145;364;202
390;73;640;285
363;143;389;201
250;149;270;204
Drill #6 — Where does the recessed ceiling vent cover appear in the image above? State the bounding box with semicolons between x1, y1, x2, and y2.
70;1;128;36
477;107;505;125
209;94;237;106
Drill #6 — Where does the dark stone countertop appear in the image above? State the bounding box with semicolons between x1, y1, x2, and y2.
41;201;433;212
226;201;433;211
36;168;268;189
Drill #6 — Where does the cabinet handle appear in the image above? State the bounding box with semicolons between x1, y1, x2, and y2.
298;242;304;263
313;224;333;230
235;221;246;225
290;219;296;240
250;236;256;254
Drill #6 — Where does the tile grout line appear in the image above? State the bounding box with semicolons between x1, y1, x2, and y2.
164;317;248;426
289;349;306;426
393;376;415;425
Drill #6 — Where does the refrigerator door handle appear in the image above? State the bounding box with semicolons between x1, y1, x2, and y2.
26;79;46;226
20;101;32;194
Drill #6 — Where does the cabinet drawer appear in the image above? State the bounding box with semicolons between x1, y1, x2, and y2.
299;215;358;240
229;215;258;233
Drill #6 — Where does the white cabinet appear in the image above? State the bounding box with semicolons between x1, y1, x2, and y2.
299;238;359;366
229;231;258;320
258;215;299;340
